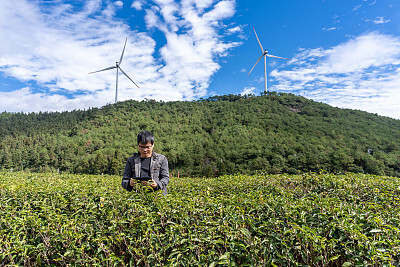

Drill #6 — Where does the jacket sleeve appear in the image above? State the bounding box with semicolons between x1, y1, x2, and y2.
122;157;134;191
157;156;169;194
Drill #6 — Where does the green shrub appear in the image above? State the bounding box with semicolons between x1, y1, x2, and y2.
0;172;399;266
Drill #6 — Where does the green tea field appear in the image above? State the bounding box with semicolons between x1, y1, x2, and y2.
1;172;399;266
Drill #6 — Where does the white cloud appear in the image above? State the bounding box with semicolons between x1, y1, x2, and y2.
322;27;337;31
0;0;241;112
240;86;256;96
115;1;124;8
373;17;390;24
271;33;400;119
143;0;240;97
227;26;241;34
131;1;143;10
144;7;161;29
320;33;400;73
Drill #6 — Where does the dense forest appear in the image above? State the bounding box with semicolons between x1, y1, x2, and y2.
1;92;400;177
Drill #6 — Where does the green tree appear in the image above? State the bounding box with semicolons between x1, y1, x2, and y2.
109;149;123;175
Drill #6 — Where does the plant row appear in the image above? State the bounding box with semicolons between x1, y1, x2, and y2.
0;171;399;266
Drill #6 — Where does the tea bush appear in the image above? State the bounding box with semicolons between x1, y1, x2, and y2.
0;172;399;266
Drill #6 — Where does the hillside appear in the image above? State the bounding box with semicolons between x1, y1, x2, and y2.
1;92;399;177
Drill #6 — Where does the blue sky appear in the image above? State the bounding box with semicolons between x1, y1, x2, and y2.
1;0;399;119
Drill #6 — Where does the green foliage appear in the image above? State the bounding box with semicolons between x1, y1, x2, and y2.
1;171;399;265
1;93;400;177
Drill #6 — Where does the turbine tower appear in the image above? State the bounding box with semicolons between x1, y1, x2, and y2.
248;27;290;93
89;38;140;103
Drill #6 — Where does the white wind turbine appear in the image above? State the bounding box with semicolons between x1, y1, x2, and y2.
248;27;290;93
89;38;140;103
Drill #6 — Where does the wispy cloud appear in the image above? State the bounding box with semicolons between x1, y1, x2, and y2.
271;32;400;119
240;86;256;96
373;17;390;24
0;0;240;112
227;25;243;35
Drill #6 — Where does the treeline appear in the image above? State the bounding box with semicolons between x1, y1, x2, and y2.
1;92;400;177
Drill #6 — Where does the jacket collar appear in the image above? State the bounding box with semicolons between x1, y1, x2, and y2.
134;151;158;161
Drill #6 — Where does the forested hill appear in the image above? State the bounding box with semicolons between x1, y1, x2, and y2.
1;92;400;177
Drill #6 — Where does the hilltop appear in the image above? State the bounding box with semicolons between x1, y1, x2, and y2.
1;92;399;177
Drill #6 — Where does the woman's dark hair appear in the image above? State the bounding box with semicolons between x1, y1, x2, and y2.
137;131;154;145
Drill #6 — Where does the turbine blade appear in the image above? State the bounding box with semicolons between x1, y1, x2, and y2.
118;66;140;89
119;37;128;65
88;66;116;74
253;27;264;53
248;54;265;76
267;54;290;60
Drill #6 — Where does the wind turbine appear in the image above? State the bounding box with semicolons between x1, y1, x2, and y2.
89;38;140;103
248;27;290;93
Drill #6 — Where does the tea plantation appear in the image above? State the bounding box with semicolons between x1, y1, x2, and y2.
1;172;399;266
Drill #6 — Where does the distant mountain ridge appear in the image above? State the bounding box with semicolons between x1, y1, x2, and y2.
1;92;399;177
